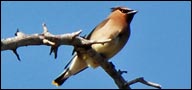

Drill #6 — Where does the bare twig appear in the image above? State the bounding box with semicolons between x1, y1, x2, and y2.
1;24;109;51
126;77;161;89
1;23;113;60
12;49;21;61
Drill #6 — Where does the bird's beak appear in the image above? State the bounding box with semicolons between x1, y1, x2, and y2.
127;10;138;15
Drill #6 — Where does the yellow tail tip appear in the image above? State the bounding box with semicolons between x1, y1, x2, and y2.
52;81;60;87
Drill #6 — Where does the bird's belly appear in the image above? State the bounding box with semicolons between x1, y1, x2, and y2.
92;41;118;58
84;38;121;68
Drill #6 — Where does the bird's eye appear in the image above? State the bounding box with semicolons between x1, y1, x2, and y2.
120;9;128;13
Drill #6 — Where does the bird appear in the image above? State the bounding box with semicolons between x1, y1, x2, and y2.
52;6;137;86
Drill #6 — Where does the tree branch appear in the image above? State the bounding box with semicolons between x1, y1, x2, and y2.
126;77;161;89
1;23;161;89
1;23;111;59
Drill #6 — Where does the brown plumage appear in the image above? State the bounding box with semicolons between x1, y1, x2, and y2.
52;6;137;86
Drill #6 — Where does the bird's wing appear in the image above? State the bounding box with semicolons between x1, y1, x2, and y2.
63;18;111;73
64;54;76;69
64;18;110;69
63;53;88;75
86;18;110;39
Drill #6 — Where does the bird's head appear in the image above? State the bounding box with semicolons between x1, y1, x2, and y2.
111;6;137;15
111;6;137;23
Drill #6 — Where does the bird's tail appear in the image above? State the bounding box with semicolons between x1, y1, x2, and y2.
52;55;88;86
52;68;70;86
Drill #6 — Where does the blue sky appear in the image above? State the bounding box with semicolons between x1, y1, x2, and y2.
1;1;191;89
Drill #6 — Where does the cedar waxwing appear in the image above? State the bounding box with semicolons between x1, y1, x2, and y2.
52;6;137;86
